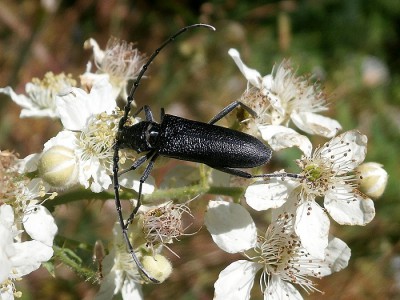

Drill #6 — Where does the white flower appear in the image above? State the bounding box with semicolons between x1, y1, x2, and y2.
0;72;76;118
95;223;143;300
205;200;351;300
0;204;57;299
228;49;341;139
245;130;375;258
84;36;146;101
22;79;154;193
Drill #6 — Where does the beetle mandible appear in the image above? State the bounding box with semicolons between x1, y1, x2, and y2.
112;24;301;282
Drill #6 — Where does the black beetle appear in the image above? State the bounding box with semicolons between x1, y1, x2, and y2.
112;24;300;282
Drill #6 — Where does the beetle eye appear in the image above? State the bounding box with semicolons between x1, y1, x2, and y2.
145;124;159;147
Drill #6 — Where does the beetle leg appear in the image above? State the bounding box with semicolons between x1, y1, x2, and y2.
126;153;159;226
208;101;257;125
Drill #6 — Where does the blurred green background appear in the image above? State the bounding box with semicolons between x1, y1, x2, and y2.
1;0;400;299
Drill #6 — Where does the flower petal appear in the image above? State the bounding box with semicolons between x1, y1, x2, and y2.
121;278;143;300
324;186;375;225
23;205;58;247
119;172;155;195
10;241;53;277
258;125;312;156
295;201;330;259
214;260;261;300
318;236;351;276
56;78;116;130
319;130;368;174
245;178;297;211
291;111;342;138
228;49;262;88
205;200;257;253
264;275;303;300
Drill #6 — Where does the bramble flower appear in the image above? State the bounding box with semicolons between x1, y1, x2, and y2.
140;201;193;255
0;72;76;118
228;49;341;150
95;223;144;300
205;200;350;300
84;36;146;101
245;130;376;258
21;78;154;193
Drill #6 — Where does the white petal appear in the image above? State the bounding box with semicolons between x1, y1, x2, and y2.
264;275;303;300
23;205;58;246
214;260;261;300
295;201;330;259
43;130;78;151
0;204;15;228
258;125;312;156
318;237;351;276
56;78;115;130
119;172;155;195
0;285;15;300
245;179;297;211
10;241;53;277
0;86;34;111
121;278;143;300
291;111;342;138
204;200;257;253
95;271;117;300
20;153;41;173
325;186;375;225
84;38;105;65
319;130;368;173
228;49;262;88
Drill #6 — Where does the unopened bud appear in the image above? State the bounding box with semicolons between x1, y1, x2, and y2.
38;146;78;189
141;254;172;283
357;162;388;199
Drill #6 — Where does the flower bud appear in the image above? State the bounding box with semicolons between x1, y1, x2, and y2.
38;146;78;189
356;162;388;199
141;254;172;283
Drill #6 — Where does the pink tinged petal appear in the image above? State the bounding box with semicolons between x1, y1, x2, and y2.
23;205;58;247
324;186;375;225
245;179;297;211
258;125;312;156
119;172;155;195
121;279;143;300
10;241;54;277
291;111;342;138
214;260;261;300
295;201;330;259
228;49;262;88
318;237;351;277
264;275;303;300
204;200;257;253
319;130;368;174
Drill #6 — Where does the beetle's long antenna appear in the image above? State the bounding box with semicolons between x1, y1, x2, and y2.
120;23;215;129
113;24;215;283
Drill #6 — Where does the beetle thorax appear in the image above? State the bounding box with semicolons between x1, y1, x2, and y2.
119;121;160;153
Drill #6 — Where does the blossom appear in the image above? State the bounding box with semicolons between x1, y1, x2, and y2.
205;200;351;299
21;78;154;193
0;72;76;118
83;36;146;101
245;130;376;258
95;224;144;300
228;49;341;147
0;204;57;300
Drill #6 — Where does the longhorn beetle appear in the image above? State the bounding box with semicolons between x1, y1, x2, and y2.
113;24;301;282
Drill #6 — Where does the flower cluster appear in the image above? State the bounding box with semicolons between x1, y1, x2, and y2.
0;33;389;300
203;49;388;299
